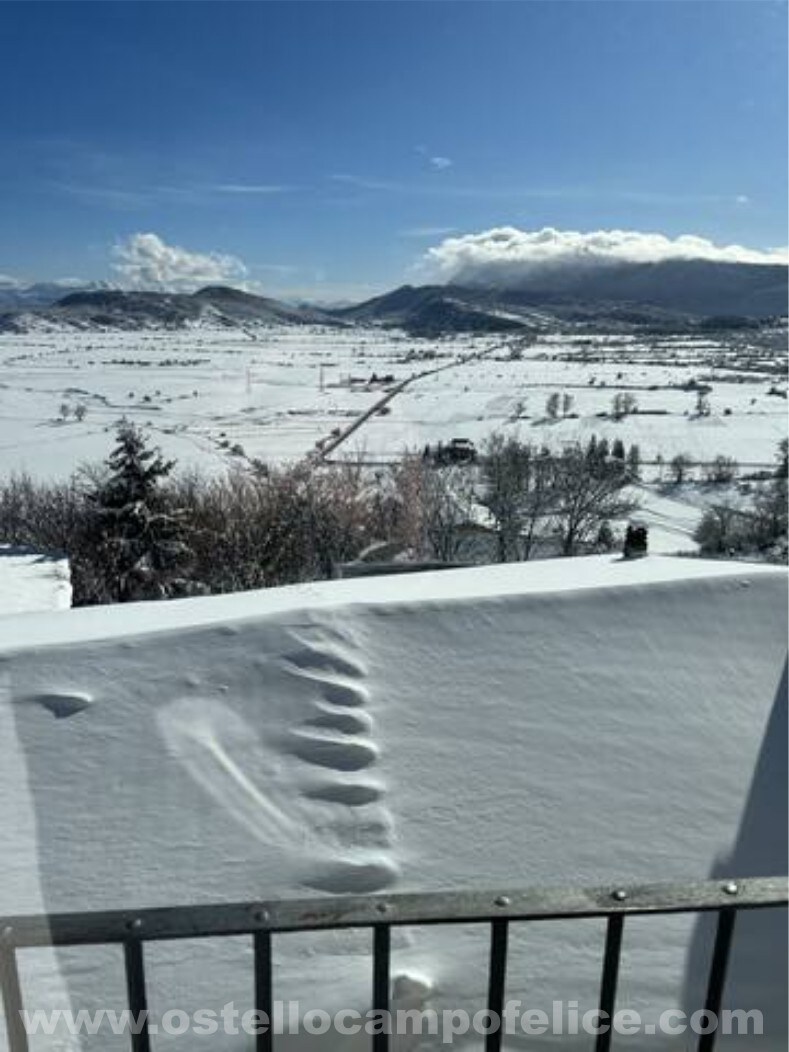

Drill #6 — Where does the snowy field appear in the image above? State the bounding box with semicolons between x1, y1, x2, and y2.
354;335;787;467
0;325;785;481
1;555;786;1049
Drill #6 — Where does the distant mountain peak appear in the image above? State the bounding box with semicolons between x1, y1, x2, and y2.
0;284;346;333
336;258;787;335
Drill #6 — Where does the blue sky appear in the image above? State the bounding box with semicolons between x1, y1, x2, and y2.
0;1;786;299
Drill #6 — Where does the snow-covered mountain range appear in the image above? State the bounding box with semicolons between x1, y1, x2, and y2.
1;258;786;335
0;285;344;334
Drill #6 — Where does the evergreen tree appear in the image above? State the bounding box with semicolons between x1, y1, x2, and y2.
88;421;195;602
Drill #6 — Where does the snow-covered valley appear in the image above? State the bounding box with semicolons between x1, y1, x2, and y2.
1;324;785;478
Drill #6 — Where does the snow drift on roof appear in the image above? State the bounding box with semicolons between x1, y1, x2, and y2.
0;555;786;1048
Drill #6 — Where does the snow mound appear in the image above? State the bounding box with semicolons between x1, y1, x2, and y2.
0;555;786;1049
0;545;71;615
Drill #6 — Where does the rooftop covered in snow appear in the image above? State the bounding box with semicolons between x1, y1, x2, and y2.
0;544;71;617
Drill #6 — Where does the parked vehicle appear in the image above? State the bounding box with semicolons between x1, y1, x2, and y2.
424;438;478;466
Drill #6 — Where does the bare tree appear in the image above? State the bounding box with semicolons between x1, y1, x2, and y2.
753;473;788;550
695;502;747;554
387;455;429;557
383;455;480;563
670;453;693;484
480;434;556;561
695;390;711;417
481;433;534;561
551;445;637;556
302;461;374;578
705;455;738;484
421;465;478;563
612;392;637;419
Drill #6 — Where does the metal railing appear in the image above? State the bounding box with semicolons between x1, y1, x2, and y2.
0;875;786;1052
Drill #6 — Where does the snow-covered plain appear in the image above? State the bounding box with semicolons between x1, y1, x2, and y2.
0;325;785;479
0;327;474;477
0;556;786;1049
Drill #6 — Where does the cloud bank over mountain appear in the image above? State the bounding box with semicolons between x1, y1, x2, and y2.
424;226;789;286
113;232;248;291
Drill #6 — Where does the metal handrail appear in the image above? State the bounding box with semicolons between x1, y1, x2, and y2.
0;875;786;1052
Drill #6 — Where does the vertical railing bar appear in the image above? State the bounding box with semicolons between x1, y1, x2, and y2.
372;924;391;1052
697;907;737;1052
0;940;29;1052
486;919;509;1052
254;931;274;1052
123;939;151;1052
595;914;625;1052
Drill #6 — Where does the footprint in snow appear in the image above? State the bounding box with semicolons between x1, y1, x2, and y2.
279;628;400;895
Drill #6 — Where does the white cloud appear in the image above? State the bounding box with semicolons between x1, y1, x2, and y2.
113;232;247;291
400;225;457;238
424;226;789;284
415;145;453;172
330;173;405;193
212;184;290;195
0;274;93;290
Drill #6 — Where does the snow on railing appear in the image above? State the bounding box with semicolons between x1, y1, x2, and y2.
0;876;786;1052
